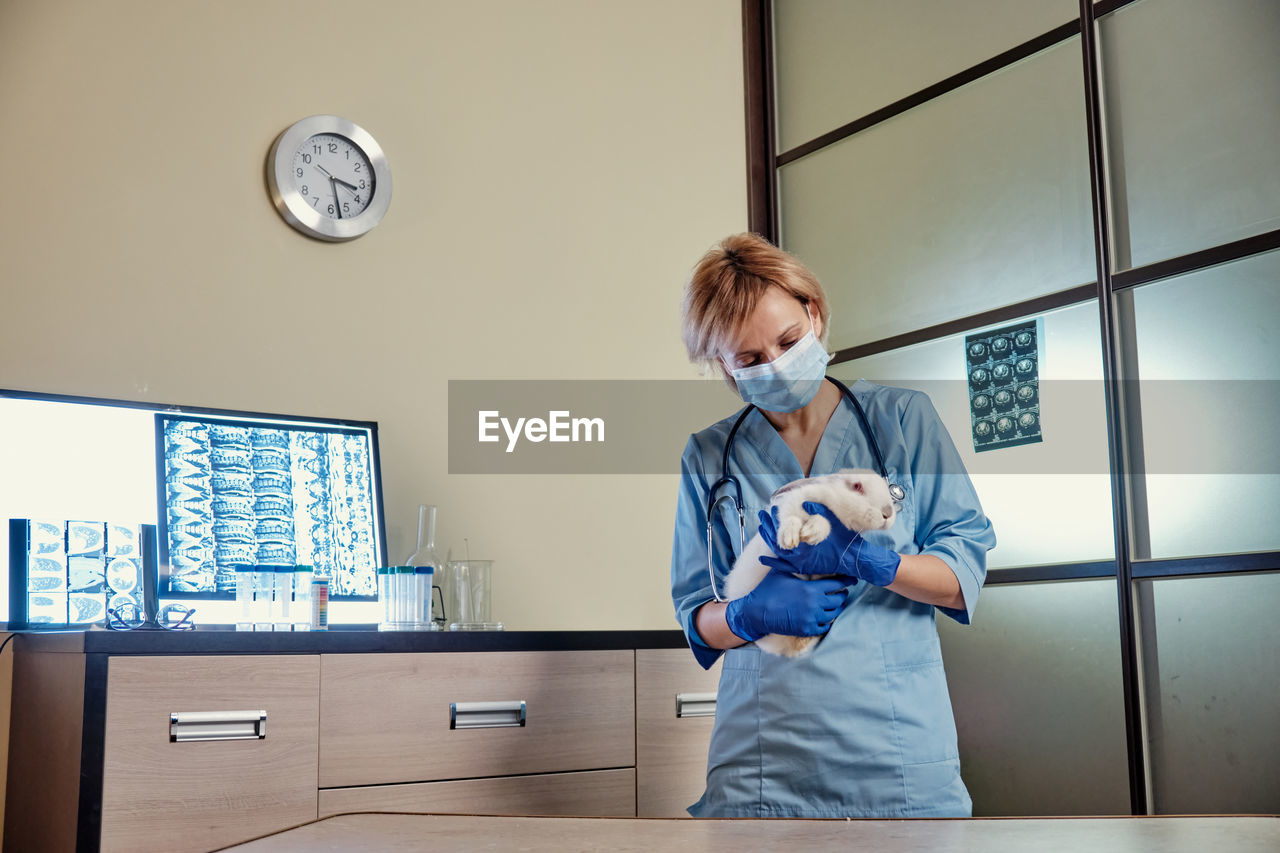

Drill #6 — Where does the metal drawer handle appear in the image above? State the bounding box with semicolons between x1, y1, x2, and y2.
675;692;717;718
450;700;527;730
169;710;267;742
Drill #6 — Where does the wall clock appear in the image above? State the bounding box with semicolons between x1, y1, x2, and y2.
267;115;392;242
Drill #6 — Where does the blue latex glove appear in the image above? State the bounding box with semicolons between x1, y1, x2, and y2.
757;502;902;587
724;566;855;643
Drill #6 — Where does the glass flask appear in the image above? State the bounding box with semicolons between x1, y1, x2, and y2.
406;505;442;630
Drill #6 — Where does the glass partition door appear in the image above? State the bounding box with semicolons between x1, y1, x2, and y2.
753;0;1280;816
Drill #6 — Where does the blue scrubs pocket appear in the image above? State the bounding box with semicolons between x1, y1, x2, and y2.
881;637;970;815
881;638;959;766
690;645;762;817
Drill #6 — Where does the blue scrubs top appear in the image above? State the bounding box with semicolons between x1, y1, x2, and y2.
670;379;996;818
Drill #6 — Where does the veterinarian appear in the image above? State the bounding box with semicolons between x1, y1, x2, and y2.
670;232;996;818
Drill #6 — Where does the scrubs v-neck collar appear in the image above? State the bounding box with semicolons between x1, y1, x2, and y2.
738;378;867;481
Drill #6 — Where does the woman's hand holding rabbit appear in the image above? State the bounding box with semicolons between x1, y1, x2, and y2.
758;503;902;587
724;567;855;642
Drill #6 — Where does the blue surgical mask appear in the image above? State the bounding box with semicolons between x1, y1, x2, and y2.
728;306;830;413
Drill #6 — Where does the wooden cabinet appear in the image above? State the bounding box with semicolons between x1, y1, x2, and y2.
4;650;86;853
319;650;635;789
635;648;722;817
317;768;636;818
4;633;716;851
318;650;637;818
6;651;318;853
99;656;319;853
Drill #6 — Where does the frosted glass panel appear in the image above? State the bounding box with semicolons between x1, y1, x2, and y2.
1101;0;1280;269
831;300;1115;569
938;579;1129;816
1130;250;1280;559
1139;573;1280;814
773;0;1077;151
780;38;1095;347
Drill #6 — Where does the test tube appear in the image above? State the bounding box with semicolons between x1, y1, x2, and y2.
397;566;413;629
414;565;433;628
293;565;313;631
253;565;274;631
274;566;293;631
235;565;253;631
377;566;392;630
311;571;329;630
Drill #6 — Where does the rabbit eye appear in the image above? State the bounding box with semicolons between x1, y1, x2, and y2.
846;481;863;492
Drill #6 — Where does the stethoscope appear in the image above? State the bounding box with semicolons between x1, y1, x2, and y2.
705;375;906;603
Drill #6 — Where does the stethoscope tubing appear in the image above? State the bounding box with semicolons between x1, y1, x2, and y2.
704;375;904;602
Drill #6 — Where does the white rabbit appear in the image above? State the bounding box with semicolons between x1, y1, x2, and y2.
722;468;898;658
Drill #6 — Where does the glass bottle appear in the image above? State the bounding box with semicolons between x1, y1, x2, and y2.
406;505;441;629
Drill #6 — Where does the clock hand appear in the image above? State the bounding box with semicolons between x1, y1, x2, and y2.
328;176;341;219
332;177;359;193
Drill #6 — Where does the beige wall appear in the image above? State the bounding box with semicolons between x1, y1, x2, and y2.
0;1;747;629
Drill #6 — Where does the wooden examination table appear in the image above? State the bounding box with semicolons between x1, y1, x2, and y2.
219;812;1279;852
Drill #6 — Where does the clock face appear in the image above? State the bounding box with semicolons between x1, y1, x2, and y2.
292;133;376;221
267;115;392;242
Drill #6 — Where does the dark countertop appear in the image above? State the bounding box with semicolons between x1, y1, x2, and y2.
7;626;691;655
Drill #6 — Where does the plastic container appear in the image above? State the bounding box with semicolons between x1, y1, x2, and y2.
292;565;313;631
235;565;254;631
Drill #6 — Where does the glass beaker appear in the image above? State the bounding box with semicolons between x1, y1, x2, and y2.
446;560;503;631
431;561;451;628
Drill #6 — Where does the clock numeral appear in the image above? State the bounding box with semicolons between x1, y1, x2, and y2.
353;195;361;204
328;142;338;154
301;153;312;164
327;204;335;215
342;201;350;213
296;167;304;178
312;196;320;207
353;162;361;172
312;144;322;154
300;185;309;195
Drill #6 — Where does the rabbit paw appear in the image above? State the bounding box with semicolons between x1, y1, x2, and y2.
799;514;831;544
777;515;804;550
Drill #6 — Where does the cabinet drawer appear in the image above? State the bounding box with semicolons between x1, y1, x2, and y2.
319;650;635;788
318;768;636;818
636;648;721;817
100;655;319;853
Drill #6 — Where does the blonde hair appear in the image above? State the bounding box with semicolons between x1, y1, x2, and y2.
681;233;830;375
